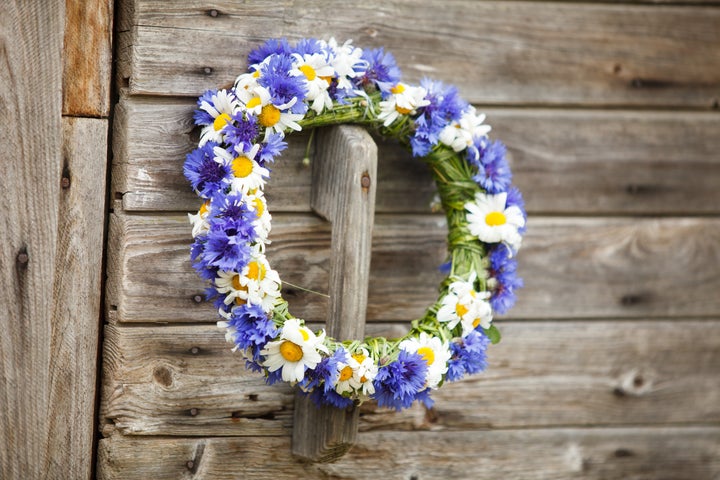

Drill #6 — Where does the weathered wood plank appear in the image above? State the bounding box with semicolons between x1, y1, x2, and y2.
117;1;720;107
97;427;720;480
293;126;378;462
62;0;113;117
100;321;720;437
43;117;108;479
0;2;78;478
106;213;720;322
112;97;720;214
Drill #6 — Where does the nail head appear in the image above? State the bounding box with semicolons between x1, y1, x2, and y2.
17;252;29;264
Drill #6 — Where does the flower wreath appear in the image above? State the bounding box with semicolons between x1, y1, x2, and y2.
185;38;526;411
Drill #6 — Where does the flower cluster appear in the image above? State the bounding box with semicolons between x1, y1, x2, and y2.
185;38;526;411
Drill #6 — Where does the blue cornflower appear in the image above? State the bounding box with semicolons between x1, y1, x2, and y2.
189;236;218;281
470;140;512;194
257;132;287;167
505;186;527;234
356;48;401;95
292;38;324;56
258;54;308;114
265;369;284;385
301;348;355;409
411;78;468;157
224;112;259;151
202;221;253;271
488;245;524;314
209;191;258;229
226;304;278;352
446;330;490;382
372;350;428;411
183;142;231;198
205;285;232;313
193;89;216;125
247;38;292;65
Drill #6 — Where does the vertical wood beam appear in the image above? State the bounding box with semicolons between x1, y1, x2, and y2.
292;125;378;463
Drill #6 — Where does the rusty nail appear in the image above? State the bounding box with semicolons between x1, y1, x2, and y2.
186;460;195;470
190;408;199;416
61;176;71;189
193;294;203;303
17;252;29;264
361;173;371;189
190;346;200;355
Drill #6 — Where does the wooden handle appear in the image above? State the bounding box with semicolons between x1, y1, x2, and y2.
292;125;378;463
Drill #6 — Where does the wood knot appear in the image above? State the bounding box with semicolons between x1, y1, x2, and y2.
614;369;654;397
153;366;173;387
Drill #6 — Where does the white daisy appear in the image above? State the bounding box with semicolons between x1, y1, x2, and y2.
439;105;491;153
236;85;304;139
245;189;272;242
214;144;269;194
324;38;366;91
437;274;493;335
378;82;430;127
399;332;451;389
234;67;261;92
237;251;282;313
350;348;378;397
465;192;525;251
187;200;211;238
292;53;335;114
261;319;328;383
198;89;240;146
215;269;248;306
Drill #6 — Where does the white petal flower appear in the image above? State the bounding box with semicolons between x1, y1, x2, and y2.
439;106;491;153
261;319;328;383
399;332;451;389
214;144;269;194
465;192;525;251
238;251;282;313
437;273;494;335
378;83;430;127
198;89;240;146
292;53;335;114
188;200;211;238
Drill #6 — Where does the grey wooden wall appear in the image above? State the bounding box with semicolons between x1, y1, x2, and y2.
98;1;720;478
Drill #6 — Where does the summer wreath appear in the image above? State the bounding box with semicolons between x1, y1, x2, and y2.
184;38;526;411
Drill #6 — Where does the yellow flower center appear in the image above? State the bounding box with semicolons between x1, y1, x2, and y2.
472;318;481;329
231;274;243;290
300;328;310;341
339;366;353;382
485;211;507;227
252;70;260;78
320;75;333;85
253;197;265;217
417;346;435;365
455;303;469;318
232;156;254;178
213;113;231;132
360;375;368;383
299;64;317;81
246;96;262;109
199;200;210;216
258;104;281;127
246;261;266;281
279;341;303;362
391;83;405;94
395;106;412;115
352;353;367;364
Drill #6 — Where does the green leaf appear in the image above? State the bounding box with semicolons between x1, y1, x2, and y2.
485;325;502;344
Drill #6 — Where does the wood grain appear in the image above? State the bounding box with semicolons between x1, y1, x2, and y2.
117;1;720;107
106;213;720;323
63;0;113;117
100;321;720;437
111;97;720;215
97;427;720;479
